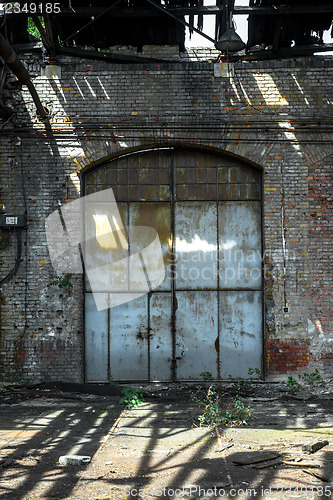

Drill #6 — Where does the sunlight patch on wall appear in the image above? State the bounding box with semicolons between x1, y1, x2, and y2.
97;76;110;100
70;172;80;193
230;76;241;102
292;74;309;105
254;73;289;107
278;121;302;156
84;76;97;98
73;76;86;99
51;75;67;103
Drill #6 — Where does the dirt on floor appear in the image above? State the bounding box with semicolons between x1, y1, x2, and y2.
0;380;332;500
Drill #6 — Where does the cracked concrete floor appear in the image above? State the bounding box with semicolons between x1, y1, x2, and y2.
0;383;332;499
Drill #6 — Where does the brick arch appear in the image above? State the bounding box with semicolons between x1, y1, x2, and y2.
80;142;264;177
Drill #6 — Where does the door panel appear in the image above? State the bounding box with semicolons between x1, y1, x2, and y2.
85;202;128;293
85;293;108;382
218;201;262;289
129;203;171;291
175;202;217;290
109;294;148;380
219;291;262;378
149;293;172;381
175;291;218;379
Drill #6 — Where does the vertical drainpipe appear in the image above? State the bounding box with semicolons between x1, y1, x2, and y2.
0;33;48;119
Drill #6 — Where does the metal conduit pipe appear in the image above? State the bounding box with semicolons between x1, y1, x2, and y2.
0;33;48;119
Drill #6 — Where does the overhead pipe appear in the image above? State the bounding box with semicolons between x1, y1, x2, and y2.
0;33;48;119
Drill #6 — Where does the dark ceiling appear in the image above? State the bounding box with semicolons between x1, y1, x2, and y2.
0;1;333;61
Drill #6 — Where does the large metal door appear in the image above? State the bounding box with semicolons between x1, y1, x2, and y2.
84;148;262;381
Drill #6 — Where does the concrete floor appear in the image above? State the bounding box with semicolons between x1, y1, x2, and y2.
0;382;332;499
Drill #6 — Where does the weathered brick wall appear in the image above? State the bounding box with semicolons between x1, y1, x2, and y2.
0;48;332;382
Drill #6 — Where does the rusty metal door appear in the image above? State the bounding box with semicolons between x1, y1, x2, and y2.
84;148;262;382
218;201;262;378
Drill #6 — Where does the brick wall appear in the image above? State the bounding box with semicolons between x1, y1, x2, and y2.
0;48;332;382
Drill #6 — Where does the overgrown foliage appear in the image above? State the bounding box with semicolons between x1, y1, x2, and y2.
298;369;325;388
190;384;254;427
27;17;44;40
119;386;145;409
287;369;325;393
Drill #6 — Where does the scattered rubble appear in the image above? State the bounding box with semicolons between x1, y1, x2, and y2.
232;451;280;465
302;439;329;453
59;455;91;465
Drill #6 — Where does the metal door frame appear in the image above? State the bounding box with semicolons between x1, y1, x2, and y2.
81;145;264;382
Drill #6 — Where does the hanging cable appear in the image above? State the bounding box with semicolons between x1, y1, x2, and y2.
0;228;22;287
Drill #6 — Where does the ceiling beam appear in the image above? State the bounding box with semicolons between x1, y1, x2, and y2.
2;4;333;17
239;43;333;61
145;0;215;44
56;46;176;64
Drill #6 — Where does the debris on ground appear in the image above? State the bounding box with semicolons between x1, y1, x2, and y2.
302;438;329;453
232;451;280;465
302;469;330;482
59;455;91;465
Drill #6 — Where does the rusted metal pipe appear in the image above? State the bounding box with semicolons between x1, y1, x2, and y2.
0;33;48;119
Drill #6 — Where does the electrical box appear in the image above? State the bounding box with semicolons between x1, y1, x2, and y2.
0;214;26;228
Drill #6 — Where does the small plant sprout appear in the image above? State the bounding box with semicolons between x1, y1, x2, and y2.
248;367;261;377
119;387;145;409
286;376;301;394
108;374;117;385
200;371;213;381
228;375;251;393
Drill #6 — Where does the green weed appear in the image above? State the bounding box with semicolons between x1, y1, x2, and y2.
190;385;254;427
287;370;325;393
108;374;117;386
200;371;213;381
119;386;145;409
191;385;223;426
248;367;261;377
228;375;252;393
287;376;302;394
298;369;325;388
228;368;260;394
221;396;254;425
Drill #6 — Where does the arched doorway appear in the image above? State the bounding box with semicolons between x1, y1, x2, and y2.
83;146;263;381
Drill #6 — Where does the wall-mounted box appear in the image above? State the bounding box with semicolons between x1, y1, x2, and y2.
0;215;27;228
